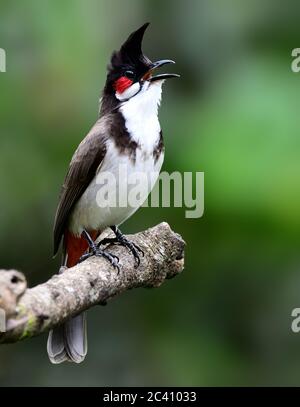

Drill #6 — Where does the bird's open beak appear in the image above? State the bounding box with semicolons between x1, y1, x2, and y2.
142;59;180;82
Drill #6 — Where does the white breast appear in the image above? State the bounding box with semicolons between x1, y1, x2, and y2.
119;81;162;154
68;81;164;236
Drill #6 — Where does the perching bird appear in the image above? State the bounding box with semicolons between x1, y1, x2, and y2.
47;23;179;364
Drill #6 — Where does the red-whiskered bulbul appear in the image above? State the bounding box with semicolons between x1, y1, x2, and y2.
47;23;179;364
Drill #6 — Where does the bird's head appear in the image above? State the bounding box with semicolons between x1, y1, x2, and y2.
101;23;179;113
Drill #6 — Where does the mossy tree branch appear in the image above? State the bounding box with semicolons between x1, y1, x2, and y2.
0;223;185;344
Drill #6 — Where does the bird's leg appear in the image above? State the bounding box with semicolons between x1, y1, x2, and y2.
98;226;144;267
78;229;119;271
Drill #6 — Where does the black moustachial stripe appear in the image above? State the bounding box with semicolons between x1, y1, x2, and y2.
153;130;164;163
110;112;139;163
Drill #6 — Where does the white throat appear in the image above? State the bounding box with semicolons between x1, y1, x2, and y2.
119;81;163;152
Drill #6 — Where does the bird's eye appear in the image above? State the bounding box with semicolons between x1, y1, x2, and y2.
124;70;135;79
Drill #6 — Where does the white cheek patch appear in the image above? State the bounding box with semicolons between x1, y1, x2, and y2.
116;82;141;101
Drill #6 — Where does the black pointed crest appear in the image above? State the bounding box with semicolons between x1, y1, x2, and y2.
102;23;153;110
110;23;152;70
120;23;149;62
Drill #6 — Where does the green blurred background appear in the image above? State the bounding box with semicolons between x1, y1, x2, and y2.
1;0;300;386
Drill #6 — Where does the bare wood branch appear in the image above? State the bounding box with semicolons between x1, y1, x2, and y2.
0;223;185;344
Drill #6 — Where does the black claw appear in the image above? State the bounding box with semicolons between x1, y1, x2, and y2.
117;237;143;267
134;256;140;268
123;240;143;266
111;254;119;262
79;249;120;272
78;252;93;263
98;228;144;267
132;242;144;257
95;250;120;271
78;229;120;271
105;255;120;273
97;237;118;248
110;254;119;263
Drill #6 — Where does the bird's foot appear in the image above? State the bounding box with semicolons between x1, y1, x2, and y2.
79;230;120;272
98;226;144;267
78;249;119;271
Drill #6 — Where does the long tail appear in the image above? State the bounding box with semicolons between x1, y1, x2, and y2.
47;231;97;364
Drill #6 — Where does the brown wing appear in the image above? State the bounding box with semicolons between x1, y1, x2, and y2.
53;118;110;256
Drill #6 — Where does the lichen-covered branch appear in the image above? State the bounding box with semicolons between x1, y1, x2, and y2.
0;223;185;344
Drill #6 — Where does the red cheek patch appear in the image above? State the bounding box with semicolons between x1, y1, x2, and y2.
114;76;133;94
